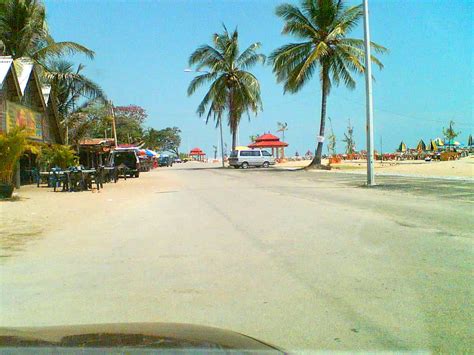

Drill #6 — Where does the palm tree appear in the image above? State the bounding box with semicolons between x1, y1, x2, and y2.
44;60;106;117
269;0;387;168
342;119;355;154
187;25;265;150
43;60;106;143
327;117;336;156
277;121;288;142
0;0;94;61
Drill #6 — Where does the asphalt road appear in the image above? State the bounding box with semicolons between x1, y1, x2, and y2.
1;163;473;352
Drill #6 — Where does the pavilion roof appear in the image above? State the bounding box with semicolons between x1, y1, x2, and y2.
248;133;288;148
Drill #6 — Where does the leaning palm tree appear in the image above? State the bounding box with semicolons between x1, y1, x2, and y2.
44;60;106;143
187;26;265;150
269;0;387;168
44;60;106;117
0;0;94;61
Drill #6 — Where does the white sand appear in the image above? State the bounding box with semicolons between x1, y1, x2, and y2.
277;156;474;178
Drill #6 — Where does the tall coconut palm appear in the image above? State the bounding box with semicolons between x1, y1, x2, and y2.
187;26;265;150
269;0;387;167
43;60;106;144
44;60;106;117
0;0;94;61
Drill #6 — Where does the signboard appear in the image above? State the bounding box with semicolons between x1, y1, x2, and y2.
5;101;43;139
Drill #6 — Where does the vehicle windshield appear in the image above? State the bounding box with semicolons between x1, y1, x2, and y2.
0;0;471;353
112;152;136;167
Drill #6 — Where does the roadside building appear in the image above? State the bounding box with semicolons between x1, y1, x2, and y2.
0;57;64;185
78;138;115;168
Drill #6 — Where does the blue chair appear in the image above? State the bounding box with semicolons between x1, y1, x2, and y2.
51;167;68;192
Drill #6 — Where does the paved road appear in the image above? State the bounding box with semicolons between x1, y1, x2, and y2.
1;164;472;352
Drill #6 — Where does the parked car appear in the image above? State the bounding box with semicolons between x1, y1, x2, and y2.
109;148;140;177
228;149;275;169
159;155;173;167
174;157;182;164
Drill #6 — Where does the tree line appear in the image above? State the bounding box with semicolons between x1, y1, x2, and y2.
0;0;181;154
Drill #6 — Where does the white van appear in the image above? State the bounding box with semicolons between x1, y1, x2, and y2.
228;149;275;169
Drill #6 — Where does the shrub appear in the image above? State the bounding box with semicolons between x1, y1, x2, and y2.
0;128;29;185
37;144;77;170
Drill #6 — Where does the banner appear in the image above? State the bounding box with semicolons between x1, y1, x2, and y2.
5;101;43;139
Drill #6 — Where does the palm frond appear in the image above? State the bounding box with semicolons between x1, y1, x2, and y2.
275;3;318;38
236;42;266;68
187;72;218;96
32;37;94;60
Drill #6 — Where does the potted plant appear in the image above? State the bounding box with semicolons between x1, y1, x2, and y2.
0;128;29;199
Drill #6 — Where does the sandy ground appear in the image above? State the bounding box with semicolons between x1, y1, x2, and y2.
277;155;474;179
1;165;473;352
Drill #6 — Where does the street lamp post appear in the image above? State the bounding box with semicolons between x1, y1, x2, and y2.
185;68;225;167
363;0;375;186
109;100;118;147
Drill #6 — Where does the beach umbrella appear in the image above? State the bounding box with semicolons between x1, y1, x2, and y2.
468;134;473;147
434;137;444;146
144;149;156;157
416;139;426;151
428;140;438;151
398;141;407;152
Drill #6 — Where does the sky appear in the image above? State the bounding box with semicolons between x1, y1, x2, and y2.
45;0;473;156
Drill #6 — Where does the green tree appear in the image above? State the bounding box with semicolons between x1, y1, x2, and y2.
0;127;29;187
249;134;260;143
326;117;336;156
269;0;387;168
442;120;461;149
113;105;147;144
187;25;265;149
44;60;106;118
342;119;355;154
66;102;111;145
0;0;93;61
143;127;181;156
37;144;76;170
277;121;288;142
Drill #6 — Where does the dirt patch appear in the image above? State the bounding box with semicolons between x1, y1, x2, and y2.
0;225;43;258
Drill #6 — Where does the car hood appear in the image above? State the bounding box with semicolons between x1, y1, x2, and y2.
0;322;283;352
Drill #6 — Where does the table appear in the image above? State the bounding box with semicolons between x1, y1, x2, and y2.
103;167;117;183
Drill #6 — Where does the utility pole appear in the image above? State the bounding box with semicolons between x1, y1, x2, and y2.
363;0;375;186
109;100;118;147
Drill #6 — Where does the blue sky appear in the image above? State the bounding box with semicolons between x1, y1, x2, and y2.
45;0;473;155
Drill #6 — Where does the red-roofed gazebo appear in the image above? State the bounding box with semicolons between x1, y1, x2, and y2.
248;133;288;158
189;147;206;161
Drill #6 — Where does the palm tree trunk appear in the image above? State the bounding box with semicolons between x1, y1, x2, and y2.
229;87;237;150
231;127;237;151
218;113;225;167
308;66;329;168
